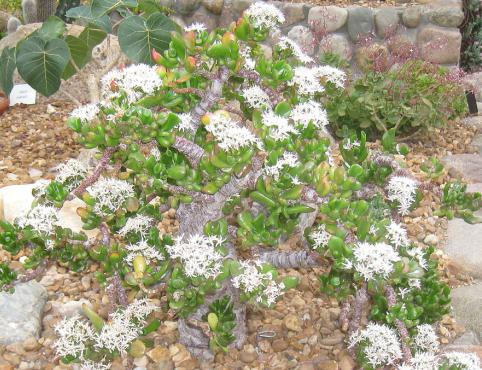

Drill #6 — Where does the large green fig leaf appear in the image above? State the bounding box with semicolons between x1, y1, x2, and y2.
0;47;16;95
16;37;71;96
36;16;66;40
62;35;90;80
66;6;112;33
91;0;137;17
118;12;180;64
78;24;107;52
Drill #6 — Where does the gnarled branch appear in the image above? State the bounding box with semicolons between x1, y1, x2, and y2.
385;285;412;362
172;136;205;168
258;249;322;269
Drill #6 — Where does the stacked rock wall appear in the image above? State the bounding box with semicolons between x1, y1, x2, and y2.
163;0;464;68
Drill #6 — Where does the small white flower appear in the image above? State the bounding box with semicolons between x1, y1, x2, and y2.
386;176;418;215
232;260;266;293
123;298;159;322
177;113;196;132
80;359;111;370
32;179;50;197
317;65;346;89
343;138;360;150
290;101;329;130
55;159;88;190
399;351;440;370
184;22;206;33
101;64;162;103
443;352;481;370
53;315;95;359
386;221;409;249
70;103;100;122
244;2;285;29
240;45;256;70
16;205;59;236
167;234;225;279
124;240;164;266
260;280;285;306
289;66;325;96
205;114;262;151
277;36;313;64
414;324;439;353
409;278;422;289
150;146;161;160
264;152;299;180
350;242;401;281
369;224;378;236
406;247;428;270
241;85;271;110
311;224;331;250
398;287;410;299
262;110;298;141
87;178;135;216
349;323;403;368
119;214;154;237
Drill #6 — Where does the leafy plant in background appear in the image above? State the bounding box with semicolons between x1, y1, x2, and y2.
460;0;482;72
0;0;179;98
0;3;480;369
436;182;482;223
326;60;467;139
0;0;21;12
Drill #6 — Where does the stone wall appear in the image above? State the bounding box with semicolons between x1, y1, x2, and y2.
164;0;464;68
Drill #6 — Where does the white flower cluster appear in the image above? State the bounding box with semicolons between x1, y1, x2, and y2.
119;214;154;237
413;324;439;353
399;351;481;370
70;103;100;123
205;113;262;151
16;205;59;236
265;152;299;180
124;240;164;266
167;234;225;279
317;65;347;89
310;224;331;250
244;2;285;29
32;179;50;197
87;178;135;216
262;110;299;141
406;246;428;272
345;242;400;281
386;176;418;215
54;299;158;364
177;112;196;132
277;36;313;64
386;221;409;249
290;101;329;130
184;22;206;33
240;45;256;70
55;159;88;190
349;323;403;368
289;65;346;96
232;260;285;306
101;64;162;103
241;85;271;110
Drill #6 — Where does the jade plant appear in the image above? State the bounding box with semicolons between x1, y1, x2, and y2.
0;3;480;369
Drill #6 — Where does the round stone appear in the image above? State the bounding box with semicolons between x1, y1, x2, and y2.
417;26;461;64
308;6;348;33
402;6;422;28
282;3;306;26
427;7;464;27
202;0;224;15
347;7;374;42
319;33;353;61
287;25;315;56
170;0;201;16
184;6;217;30
375;8;400;38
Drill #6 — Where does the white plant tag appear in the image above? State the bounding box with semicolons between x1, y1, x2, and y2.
9;84;37;106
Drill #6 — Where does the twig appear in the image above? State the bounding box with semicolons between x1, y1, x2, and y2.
257;249;322;269
172;136;205;168
348;282;368;340
385;285;412;362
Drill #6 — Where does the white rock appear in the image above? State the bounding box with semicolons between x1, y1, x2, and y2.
0;183;98;238
51;299;92;317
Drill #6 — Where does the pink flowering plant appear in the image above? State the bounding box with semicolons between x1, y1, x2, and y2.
0;3;480;369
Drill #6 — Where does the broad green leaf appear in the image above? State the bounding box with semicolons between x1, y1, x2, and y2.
16;37;70;96
91;0;137;17
36;16;66;40
62;35;90;80
0;47;16;95
78;24;107;51
66;6;112;33
137;0;162;15
118;13;180;64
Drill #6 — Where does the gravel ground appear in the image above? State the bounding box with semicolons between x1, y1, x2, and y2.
0;102;477;369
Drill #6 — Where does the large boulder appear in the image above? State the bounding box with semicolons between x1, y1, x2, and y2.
347;7;374;42
417;26;461;64
308;6;348;33
0;281;48;345
450;282;482;339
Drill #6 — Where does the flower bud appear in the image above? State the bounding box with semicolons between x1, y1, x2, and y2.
151;48;161;64
133;255;147;279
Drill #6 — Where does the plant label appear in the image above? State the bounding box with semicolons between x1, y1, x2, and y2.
9;84;37;106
